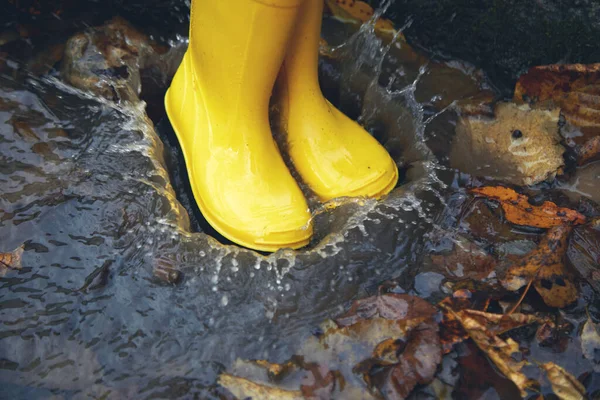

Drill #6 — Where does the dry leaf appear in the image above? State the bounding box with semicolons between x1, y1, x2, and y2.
471;186;586;228
581;316;600;372
539;362;586;400
218;373;303;400
441;304;535;397
325;0;396;36
503;225;578;308
0;245;24;277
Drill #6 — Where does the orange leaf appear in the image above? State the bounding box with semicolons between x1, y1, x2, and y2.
471;186;586;228
0;245;24;277
503;225;578;308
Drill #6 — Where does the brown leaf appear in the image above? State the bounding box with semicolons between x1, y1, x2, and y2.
254;360;296;381
441;304;536;397
575;135;600;166
471;186;586;228
298;361;343;400
451;103;564;186
514;64;600;107
514;64;600;167
328;294;441;399
0;245;24;277
439;299;541;354
335;293;437;327
567;221;600;294
438;294;491;354
218;373;303;400
430;241;497;281
581;316;600;372
503;225;578;308
380;323;442;399
539;362;586;400
459;310;541;335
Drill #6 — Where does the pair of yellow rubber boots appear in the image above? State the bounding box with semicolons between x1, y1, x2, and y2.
165;0;398;252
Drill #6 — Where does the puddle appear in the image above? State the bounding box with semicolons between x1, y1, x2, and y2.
1;2;598;399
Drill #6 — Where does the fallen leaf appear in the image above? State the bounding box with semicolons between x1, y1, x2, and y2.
218;373;303;400
575;135;600;166
471;186;586;228
439;299;541;355
539;362;586;400
514;64;600;106
254;360;296;381
297;360;343;400
450;103;564;186
430;240;497;281
514;64;600;144
325;294;441;399
441;304;536;397
335;293;436;328
581;316;600;372
514;64;600;168
324;0;396;37
0;245;24;277
567;221;600;294
458;309;541;335
503;225;578;308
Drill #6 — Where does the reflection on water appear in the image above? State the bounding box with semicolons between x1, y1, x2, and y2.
2;4;581;399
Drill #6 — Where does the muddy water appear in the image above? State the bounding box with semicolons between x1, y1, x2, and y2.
1;7;495;400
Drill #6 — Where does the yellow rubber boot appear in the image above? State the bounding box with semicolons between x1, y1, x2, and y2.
165;0;312;252
277;0;398;201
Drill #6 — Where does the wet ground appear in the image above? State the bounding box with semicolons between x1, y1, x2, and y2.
1;2;599;399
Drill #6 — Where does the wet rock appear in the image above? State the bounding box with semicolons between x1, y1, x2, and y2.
449;102;564;186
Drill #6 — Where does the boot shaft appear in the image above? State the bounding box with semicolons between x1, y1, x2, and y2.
187;0;302;117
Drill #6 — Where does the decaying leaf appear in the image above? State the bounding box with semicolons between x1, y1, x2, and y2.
471;186;586;228
219;294;441;400
439;296;541;355
430;240;497;282
514;64;600;144
566;222;600;294
457;309;541;335
581;316;600;372
575;136;600;166
0;244;24;277
335;293;436;328
218;373;303;400
325;0;396;37
450;102;564;186
514;64;600;106
539;362;586;400
298;361;344;400
503;225;578;308
441;304;535;397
